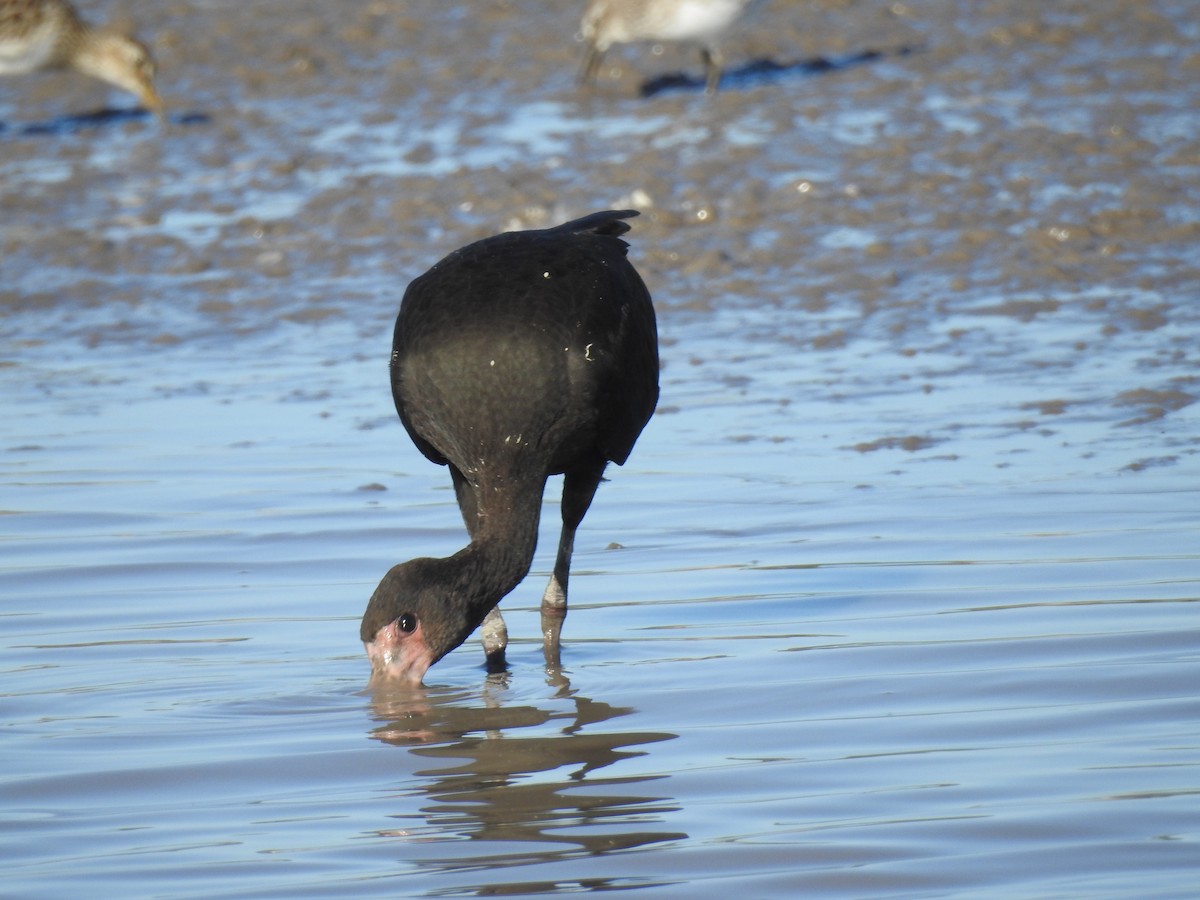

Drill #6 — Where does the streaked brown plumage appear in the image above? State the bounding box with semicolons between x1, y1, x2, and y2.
0;0;162;115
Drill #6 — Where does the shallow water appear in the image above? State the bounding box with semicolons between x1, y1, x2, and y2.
3;0;1199;897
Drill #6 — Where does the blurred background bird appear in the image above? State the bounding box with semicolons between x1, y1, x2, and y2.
0;0;162;116
579;0;762;94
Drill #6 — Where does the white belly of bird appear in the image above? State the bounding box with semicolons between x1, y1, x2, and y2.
0;22;58;75
648;0;746;43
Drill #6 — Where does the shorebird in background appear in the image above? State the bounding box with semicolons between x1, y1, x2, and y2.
580;0;760;94
0;0;162;115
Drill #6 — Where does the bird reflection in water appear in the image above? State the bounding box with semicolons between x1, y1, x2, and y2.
366;674;685;879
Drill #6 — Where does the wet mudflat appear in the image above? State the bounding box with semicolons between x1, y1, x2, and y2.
2;0;1198;896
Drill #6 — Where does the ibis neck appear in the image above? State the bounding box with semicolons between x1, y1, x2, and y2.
445;478;545;634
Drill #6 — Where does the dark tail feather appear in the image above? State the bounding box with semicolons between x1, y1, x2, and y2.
551;209;639;238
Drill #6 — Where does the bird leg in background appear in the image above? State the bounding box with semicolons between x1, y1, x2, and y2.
579;43;604;86
701;44;724;94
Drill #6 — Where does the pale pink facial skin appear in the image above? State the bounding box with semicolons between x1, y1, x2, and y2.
364;618;436;685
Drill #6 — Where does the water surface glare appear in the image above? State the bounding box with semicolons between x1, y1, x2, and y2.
3;0;1199;897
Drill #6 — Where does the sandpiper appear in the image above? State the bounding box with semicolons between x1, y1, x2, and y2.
0;0;162;115
579;0;759;95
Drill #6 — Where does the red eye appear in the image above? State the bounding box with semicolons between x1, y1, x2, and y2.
398;613;417;634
